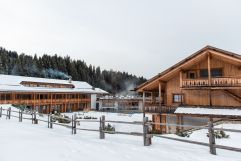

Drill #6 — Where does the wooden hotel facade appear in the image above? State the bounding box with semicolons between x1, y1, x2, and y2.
135;46;241;133
0;75;107;113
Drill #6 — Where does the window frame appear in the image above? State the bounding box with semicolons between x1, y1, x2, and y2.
172;93;184;103
187;71;197;79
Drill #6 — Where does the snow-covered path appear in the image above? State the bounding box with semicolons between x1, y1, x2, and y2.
0;105;240;161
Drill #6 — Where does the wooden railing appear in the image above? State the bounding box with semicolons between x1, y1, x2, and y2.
0;98;91;105
144;103;176;113
211;77;241;86
182;77;241;87
182;79;209;87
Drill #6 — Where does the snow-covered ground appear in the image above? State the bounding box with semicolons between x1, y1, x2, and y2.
0;105;241;161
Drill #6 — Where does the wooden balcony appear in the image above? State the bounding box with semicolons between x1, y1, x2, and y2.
144;102;177;113
182;77;241;88
0;98;91;105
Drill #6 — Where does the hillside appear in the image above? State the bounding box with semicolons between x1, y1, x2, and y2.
0;47;146;94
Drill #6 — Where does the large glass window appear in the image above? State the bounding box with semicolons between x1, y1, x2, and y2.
211;69;223;77
199;68;222;78
200;69;208;78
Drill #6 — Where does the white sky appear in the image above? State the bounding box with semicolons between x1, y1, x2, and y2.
0;0;241;79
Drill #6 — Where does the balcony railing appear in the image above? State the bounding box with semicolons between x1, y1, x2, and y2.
144;102;177;113
0;98;91;105
182;77;241;88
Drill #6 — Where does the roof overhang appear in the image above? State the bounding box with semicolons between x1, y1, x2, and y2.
175;107;241;118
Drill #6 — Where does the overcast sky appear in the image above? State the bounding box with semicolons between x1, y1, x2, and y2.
0;0;241;79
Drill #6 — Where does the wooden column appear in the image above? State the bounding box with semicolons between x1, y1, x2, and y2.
208;53;212;106
151;92;154;102
33;93;36;111
179;70;183;88
38;94;40;113
50;93;53;114
142;91;146;118
64;103;66;113
65;93;67;112
208;53;211;86
13;93;15;104
158;81;162;108
78;94;80;110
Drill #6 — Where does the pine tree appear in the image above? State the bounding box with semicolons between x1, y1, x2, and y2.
0;47;146;93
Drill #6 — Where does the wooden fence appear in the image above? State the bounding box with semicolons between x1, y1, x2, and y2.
0;107;152;146
0;107;241;155
149;121;241;154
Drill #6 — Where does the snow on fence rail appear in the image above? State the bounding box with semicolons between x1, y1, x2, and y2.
0;106;241;155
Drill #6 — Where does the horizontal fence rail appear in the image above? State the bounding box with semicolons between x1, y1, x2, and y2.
0;106;241;156
0;107;152;147
105;120;143;125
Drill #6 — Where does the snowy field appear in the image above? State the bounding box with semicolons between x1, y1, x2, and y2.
0;105;241;161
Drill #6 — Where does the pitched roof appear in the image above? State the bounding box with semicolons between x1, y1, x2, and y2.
135;46;241;91
0;74;108;94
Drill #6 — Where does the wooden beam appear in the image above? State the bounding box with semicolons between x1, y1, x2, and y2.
143;91;146;118
50;93;53;114
208;53;211;86
180;70;183;88
208;52;212;108
158;81;162;108
209;50;241;64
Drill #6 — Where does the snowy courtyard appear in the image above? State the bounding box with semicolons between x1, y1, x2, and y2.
0;105;241;161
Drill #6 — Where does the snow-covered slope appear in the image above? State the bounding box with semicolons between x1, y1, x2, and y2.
0;105;241;161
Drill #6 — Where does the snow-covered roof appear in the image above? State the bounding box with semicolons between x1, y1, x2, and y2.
175;107;241;117
0;74;108;94
94;88;109;94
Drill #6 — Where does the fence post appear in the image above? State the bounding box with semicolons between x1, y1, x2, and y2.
48;114;50;128
19;110;21;122
71;115;74;134
208;119;216;155
99;115;105;139
20;110;23;122
31;111;34;124
50;115;53;129
6;108;8;119
74;114;77;134
143;117;151;146
0;107;2;118
71;114;77;135
33;110;38;124
8;107;11;119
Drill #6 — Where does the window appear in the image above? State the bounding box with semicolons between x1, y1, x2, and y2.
200;68;223;78
200;69;208;78
211;69;222;77
187;71;196;79
173;94;183;103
